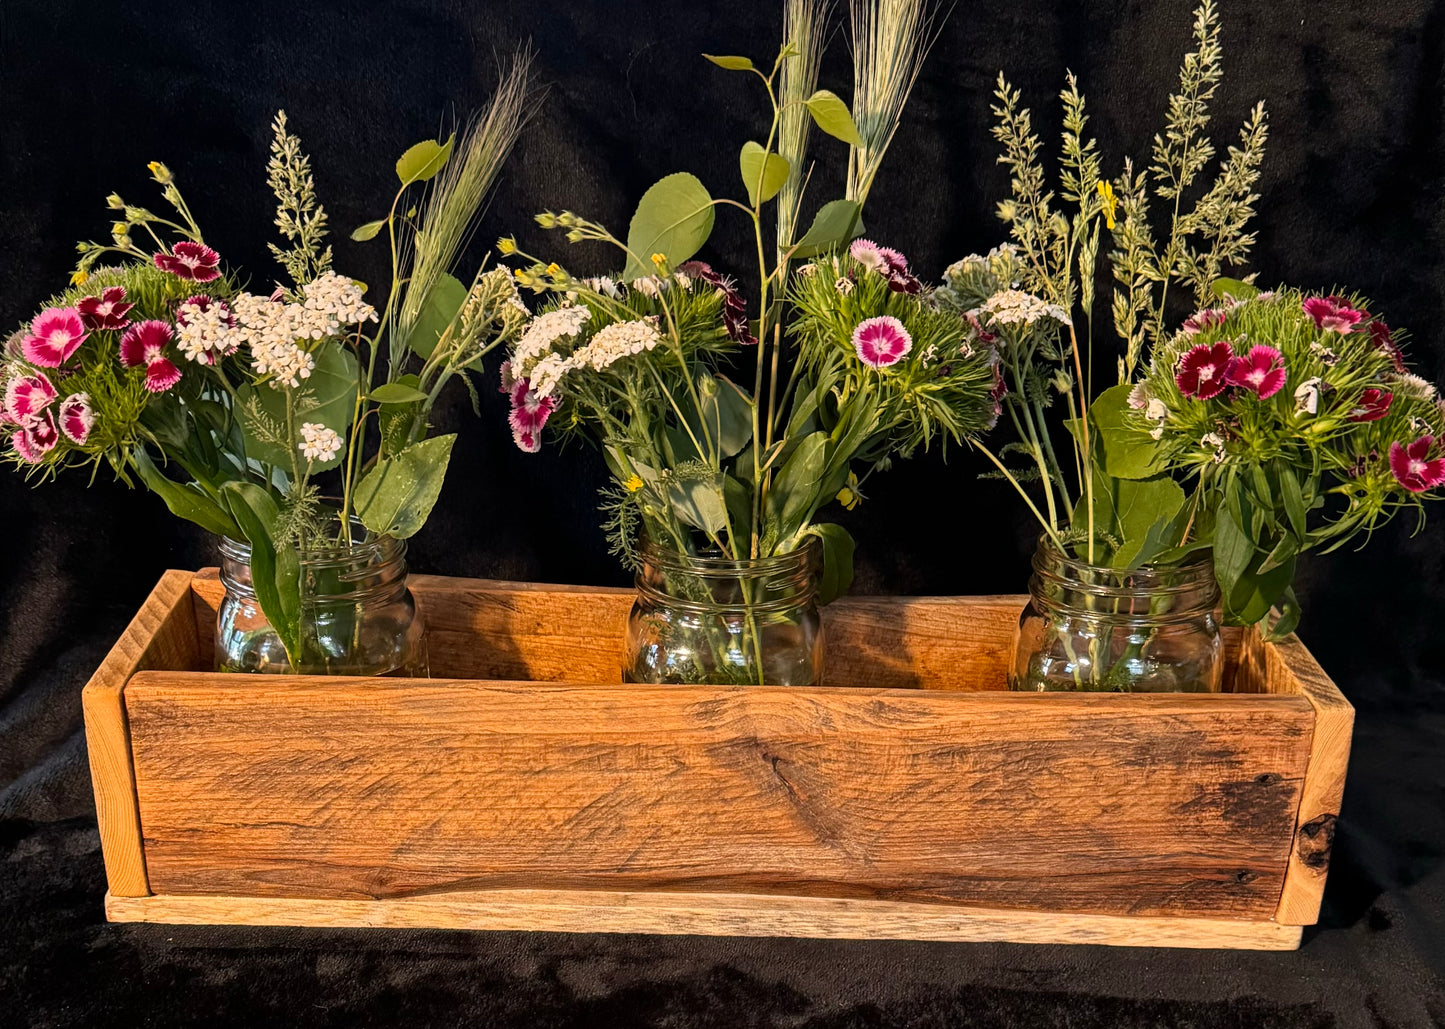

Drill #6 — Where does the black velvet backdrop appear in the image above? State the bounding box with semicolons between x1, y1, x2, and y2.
2;1;1444;1026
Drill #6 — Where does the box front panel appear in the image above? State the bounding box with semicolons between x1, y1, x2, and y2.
126;676;1314;918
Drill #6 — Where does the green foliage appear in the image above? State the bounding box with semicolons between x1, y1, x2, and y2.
791;200;864;258
739;142;791;206
219;482;302;667
395;135;455;185
622;173;716;279
353;434;457;539
803;90;864;147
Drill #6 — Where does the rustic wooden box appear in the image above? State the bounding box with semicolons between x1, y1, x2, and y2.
82;569;1351;950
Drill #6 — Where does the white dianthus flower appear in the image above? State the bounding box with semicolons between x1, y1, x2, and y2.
302;272;377;326
570;318;662;373
1146;398;1168;421
1128;382;1152;410
1294;377;1322;415
1201;432;1226;462
297;422;343;462
512;305;591;376
835;277;854;296
583;276;621;300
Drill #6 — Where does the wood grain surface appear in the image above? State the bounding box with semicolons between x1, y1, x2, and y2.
81;569;201;897
105;889;1304;950
125;672;1315;918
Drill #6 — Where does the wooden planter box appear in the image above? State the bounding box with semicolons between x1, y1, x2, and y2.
82;569;1351;950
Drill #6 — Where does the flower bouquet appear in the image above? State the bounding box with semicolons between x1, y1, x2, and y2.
499;0;1000;685
939;0;1443;691
3;62;535;673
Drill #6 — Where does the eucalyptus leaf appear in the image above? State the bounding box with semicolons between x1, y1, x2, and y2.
369;382;430;404
1091;383;1166;480
132;448;241;538
395;134;455;185
353;434;456;539
803;89;864;147
218;482;301;667
738;141;790;207
351;219;387;242
236;342;360;473
404;271;469;360
791;199;864;257
703;54;755;71
623;173;716;279
1212;277;1260;301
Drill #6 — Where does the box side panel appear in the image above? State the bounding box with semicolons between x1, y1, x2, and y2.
127;678;1313;918
81;570;202;897
193;575;1026;689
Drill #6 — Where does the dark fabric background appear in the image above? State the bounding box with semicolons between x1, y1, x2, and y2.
2;0;1443;1026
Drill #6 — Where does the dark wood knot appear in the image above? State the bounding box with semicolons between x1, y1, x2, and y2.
1297;813;1338;871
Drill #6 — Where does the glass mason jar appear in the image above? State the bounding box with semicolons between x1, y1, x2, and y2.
624;541;823;686
216;528;428;675
1011;538;1223;692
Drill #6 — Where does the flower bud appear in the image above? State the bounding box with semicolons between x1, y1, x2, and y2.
106;193;125;210
147;161;173;184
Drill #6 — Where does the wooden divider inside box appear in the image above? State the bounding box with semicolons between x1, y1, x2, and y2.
82;570;1352;950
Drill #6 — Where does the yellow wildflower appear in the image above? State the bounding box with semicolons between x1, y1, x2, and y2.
497;236;517;255
836;471;864;511
546;262;564;278
70;269;89;286
147;161;173;183
1096;180;1118;231
624;474;644;492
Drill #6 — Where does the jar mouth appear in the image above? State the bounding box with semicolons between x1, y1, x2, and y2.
1031;535;1220;614
638;538;817;576
219;517;403;569
636;539;818;613
219;516;408;602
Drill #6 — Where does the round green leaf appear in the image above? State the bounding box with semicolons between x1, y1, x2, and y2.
804;90;864;148
351;219;387;242
738;142;790;207
623;173;716;280
404;272;469;360
237;341;359;472
396;134;456;185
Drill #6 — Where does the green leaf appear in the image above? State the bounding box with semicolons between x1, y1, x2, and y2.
350;219;387;242
738;141;790;207
680;373;753;460
131;448;241;538
404;271;469;360
218;482;301;668
353;434;456;539
805;523;855;606
236;342;360;473
1280;466;1309;539
395;134;455;185
369;382;430;404
1091;383;1166;480
703;54;755;71
1264;587;1303;642
1257;533;1298;575
791;199;864;257
803;89;864;147
770;431;828;543
1212;277;1260;301
1213;495;1255;601
667;477;729;536
623;172;716;279
1109;475;1187;570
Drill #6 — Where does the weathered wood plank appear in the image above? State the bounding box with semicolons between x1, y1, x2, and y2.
105;889;1303;950
1245;632;1354;925
125;674;1314;918
81;569;201;897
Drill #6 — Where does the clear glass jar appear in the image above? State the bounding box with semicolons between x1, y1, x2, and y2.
625;541;823;686
216;528;428;675
1011;537;1223;692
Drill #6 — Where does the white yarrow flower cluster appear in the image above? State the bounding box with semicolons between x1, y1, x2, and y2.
297;422;343;462
974;289;1072;328
302;272;377;326
175;299;239;364
512;305;591;376
570;318;662;372
252;340;316;389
